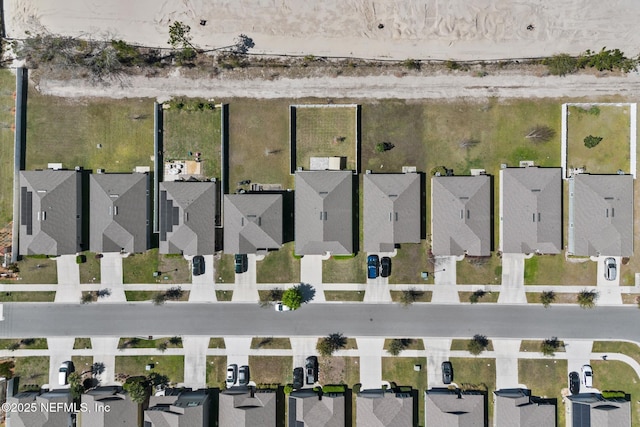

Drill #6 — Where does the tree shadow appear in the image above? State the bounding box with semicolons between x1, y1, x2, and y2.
298;283;316;304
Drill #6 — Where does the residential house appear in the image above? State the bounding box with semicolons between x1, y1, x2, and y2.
500;167;562;254
144;388;210;427
425;388;486;427
567;393;631;427
568;174;634;257
219;388;277;427
357;388;414;426
432;175;491;256
295;171;353;256
224;194;283;254
89;173;150;253
19;170;82;255
288;388;345;426
79;386;138;427
159;181;216;255
6;389;73;427
493;388;556;427
363;173;421;253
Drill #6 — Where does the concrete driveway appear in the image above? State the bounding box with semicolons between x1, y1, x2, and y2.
430;256;459;304
189;255;216;302
498;253;527;304
493;339;523;389
47;337;75;388
300;255;325;302
595;256;622;305
357;338;385;389
424;338;452;388
565;340;595;395
232;254;259;302
55;255;81;303
181;336;209;388
99;253;125;302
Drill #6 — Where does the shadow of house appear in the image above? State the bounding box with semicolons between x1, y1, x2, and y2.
567;393;631;427
80;386;139;426
425;388;486;427
144;388;211;427
219;387;277;427
223;194;283;254
289;388;345;426
6;389;73;427
357;388;414;426
493;388;556;427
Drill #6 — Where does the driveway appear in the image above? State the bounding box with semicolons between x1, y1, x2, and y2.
99;253;125;302
189;255;216;302
424;338;452;388
498;253;527;304
357;338;385;389
55;255;81;303
430;256;459;304
300;255;325;302
595;256;622;305
181;336;209;388
47;337;75;388
565;340;595;395
492;339;522;389
232;254;259;302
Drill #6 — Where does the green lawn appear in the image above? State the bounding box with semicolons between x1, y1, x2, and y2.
294;105;357;171
390;290;432;303
0;70;16;225
324;291;365;301
248;356;292;385
451;339;494;352
122;250;189;284
383;339;425;352
206;356;227;388
1;256;57;284
115;355;184;384
118;337;183;349
591;360;640;426
215;290;233;301
524;255;596;286
74;338;92;349
567;104;631;174
12;356;49;390
256;243;300;283
449;357;496;422
458;291;499;303
520;340;565;353
0;338;47;350
78;252;101;284
72;356;94;375
456;255;502;285
250;337;292;350
388;242;434;284
592;341;640;366
0;291;55;302
163;101;222;179
208;338;226;349
215;254;235;284
322;253;366;283
382;357;428;425
518;359;567;427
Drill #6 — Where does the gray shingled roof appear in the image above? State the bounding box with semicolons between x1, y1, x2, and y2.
500;167;562;254
295;171;353;255
569;174;633;256
224;194;283;254
493;389;556;427
19;170;82;255
144;388;210;427
424;389;485;427
357;389;414;426
7;390;72;427
568;393;631;427
159;181;216;255
432;175;491;256
363;173;421;252
89;173;150;253
218;389;276;427
80;386;139;427
289;389;345;427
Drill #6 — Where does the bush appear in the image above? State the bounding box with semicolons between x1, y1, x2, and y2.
577;289;598;308
123;376;149;403
544;54;578;76
402;58;421;70
352;383;362;394
76;254;86;264
578;48;637;72
468;334;489;355
540;337;561;356
399;288;424;307
387;339;412;356
322;384;346;394
317;333;347;357
584;135;603;148
282;286;303;310
430;166;449;177
284;384;293;394
469;290;486;304
0;360;14;378
540;291;555;308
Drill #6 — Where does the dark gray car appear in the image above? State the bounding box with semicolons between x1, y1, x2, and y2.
293;367;304;389
442;361;453;384
305;356;318;385
192;255;205;276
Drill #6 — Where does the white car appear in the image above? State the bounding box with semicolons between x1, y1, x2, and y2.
582;364;593;388
226;364;238;388
274;302;291;312
58;361;74;385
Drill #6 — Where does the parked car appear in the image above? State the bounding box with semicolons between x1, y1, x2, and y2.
604;257;616;281
581;364;593;388
569;371;580;394
274;302;291;312
238;365;250;386
367;255;380;279
293;367;304;389
226;364;238;388
380;257;392;278
192;255;205;276
235;254;248;274
58;361;74;386
305;356;318;385
441;361;453;384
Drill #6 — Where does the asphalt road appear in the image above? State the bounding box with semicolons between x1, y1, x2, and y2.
0;303;637;341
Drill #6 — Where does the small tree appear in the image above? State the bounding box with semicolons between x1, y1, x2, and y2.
80;293;94;304
584;135;603;148
540;291;556;308
153;293;166;306
468;334;490;355
91;362;105;376
234;34;255;54
387;339;412;356
399;288;424;307
165;287;184;300
68;372;85;399
123;376;149;404
282;286;303;310
317;333;347;357
168;21;195;50
540;337;561;356
147;372;169;389
469;290;486;304
577;289;598;309
156;341;168;353
0;360;14;378
169;336;182;346
375;142;395;153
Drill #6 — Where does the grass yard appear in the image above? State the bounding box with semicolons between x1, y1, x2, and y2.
256;243;300;283
567;104;631;174
318;356;360;386
215;254;235;284
12;356;49;389
294;105;357;171
0;70;16;225
622;294;640;304
458;291;499;303
390;290;432;303
451;339;494;352
518;359;567;427
592;341;640;366
216;290;233;301
248;356;292;385
383;339;425;352
163;101;222;178
124;290;190;302
78;252;101;284
122;250;189;284
524;255;596;286
324;291;365;301
209;338;226;349
456;255;502;285
206;356;227;388
520;340;566;353
0;338;47;350
115;355;184;384
591;360;640;426
525;292;579;304
388;242;434;285
0;291;55;302
72;356;93;375
449;357;496;422
1;256;57;284
322;253;367;283
74;338;92;349
250;337;292;350
382;357;427;424
118;337;183;349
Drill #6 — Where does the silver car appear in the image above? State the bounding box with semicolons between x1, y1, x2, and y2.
238;365;250;386
604;258;616;281
226;364;238;388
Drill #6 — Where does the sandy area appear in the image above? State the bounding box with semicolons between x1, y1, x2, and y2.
6;0;640;61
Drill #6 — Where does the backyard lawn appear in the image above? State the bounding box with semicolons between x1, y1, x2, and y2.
115;355;184;384
256;243;300;283
519;359;567;427
524;255;596;286
0;69;15;225
322;253;366;283
591;360;640;426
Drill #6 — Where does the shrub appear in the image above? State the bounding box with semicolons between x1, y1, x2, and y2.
283;384;293;394
468;334;489;355
76;254;86;264
577;289;598;309
584;135;603;148
430;166;449;176
399;288;424;306
387;339;412;356
156;341;168;352
402;58;420;70
544;54;578;76
352;383;362;394
123;376;149;403
469;290;486;304
540;291;555;308
0;360;14;378
578;48;637;72
317;333;347;357
540;337;561;356
322;384;346;394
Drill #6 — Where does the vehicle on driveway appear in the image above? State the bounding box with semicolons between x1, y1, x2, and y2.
226;364;238;388
380;257;392;278
293;367;304;389
441;361;453;384
604;257;617;281
569;371;580;394
238;365;250;386
367;255;380;279
235;254;248;274
305;356;318;385
274;302;291;312
581;364;593;388
58;361;74;385
192;255;205;276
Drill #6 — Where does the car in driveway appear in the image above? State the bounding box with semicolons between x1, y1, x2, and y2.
305;356;318;385
235;254;248;274
569;371;580;394
367;255;379;279
380;257;391;278
58;361;74;385
192;255;205;276
238;365;250;386
582;364;593;388
604;257;617;281
293;367;304;390
274;302;291;312
441;361;453;384
226;364;238;388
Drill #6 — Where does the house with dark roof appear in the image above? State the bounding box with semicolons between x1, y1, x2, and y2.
425;388;486;427
79;386;139;427
357;389;414;426
363;173;421;253
493;388;556;427
159;181;216;255
89;173;150;253
567;393;630;427
144;388;211;427
432;175;491;256
295;171;353;256
224;194;283;254
6;389;73;427
219;388;278;427
288;389;345;426
19;170;82;255
568;174;634;257
500;167;562;254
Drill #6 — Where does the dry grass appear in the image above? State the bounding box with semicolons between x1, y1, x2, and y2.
248;356;292;384
388;242;434;284
206;356;227;388
324;291;365;301
518;359;567;427
250;337;292;350
318;356;360;386
456;255;502;285
322;253;367;283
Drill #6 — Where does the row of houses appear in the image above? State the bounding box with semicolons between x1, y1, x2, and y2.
18;166;634;258
7;384;631;427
